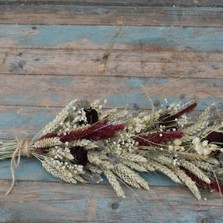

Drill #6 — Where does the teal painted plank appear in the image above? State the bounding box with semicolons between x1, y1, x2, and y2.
0;180;222;223
0;158;177;186
0;75;222;108
0;106;60;139
0;25;223;51
1;48;222;78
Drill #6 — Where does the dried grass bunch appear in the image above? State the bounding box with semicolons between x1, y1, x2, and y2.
1;99;223;199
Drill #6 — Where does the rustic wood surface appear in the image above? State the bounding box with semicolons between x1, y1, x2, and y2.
0;0;223;222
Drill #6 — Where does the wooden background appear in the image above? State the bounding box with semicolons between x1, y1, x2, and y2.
0;0;223;222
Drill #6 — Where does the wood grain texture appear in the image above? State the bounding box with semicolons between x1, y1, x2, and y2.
0;25;223;51
1;0;223;7
0;48;222;78
0;75;221;107
0;180;222;223
1;4;223;27
0;1;223;222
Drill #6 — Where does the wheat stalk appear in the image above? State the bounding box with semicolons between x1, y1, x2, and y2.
121;153;147;163
113;164;150;190
104;169;126;198
42;160;77;184
38;100;77;138
34;137;62;148
192;160;214;171
180;160;211;184
182;108;210;142
174;167;201;200
148;159;182;184
121;160;147;172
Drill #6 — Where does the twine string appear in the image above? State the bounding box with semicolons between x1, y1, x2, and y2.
5;136;31;195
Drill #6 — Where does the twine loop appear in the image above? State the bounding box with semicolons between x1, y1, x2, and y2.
5;135;32;195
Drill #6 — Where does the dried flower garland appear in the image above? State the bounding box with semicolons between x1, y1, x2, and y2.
1;99;223;200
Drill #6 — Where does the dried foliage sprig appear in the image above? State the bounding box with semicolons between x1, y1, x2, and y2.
1;98;223;200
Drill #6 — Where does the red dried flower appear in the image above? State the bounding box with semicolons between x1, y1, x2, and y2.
135;131;183;146
159;102;197;125
60;120;125;142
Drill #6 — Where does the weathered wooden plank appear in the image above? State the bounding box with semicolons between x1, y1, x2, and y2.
0;25;223;51
0;157;176;186
0;48;222;78
0;180;222;223
0;75;222;108
1;5;223;27
0;106;59;139
1;0;223;7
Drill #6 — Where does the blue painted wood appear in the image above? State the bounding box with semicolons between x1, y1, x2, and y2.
0;75;222;108
1;179;222;223
0;25;223;51
0;2;222;222
0;158;178;186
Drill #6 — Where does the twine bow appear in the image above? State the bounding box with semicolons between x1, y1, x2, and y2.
5;135;32;195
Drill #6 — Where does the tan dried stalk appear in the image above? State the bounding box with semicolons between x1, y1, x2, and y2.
182;109;210;142
73;175;87;183
174;167;201;200
87;163;103;174
180;160;211;184
34;137;62;148
121;153;147;163
104;169;126;198
38;100;77;137
121;160;147;172
87;151;102;166
113;164;150;190
69;139;97;150
42;160;77;184
201;122;223;139
193;160;214;171
148;159;182;184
